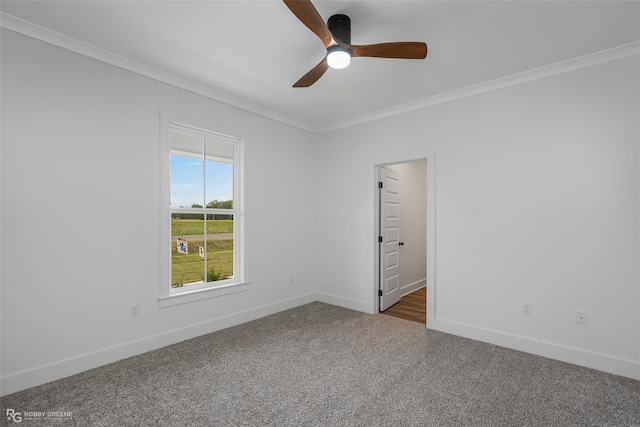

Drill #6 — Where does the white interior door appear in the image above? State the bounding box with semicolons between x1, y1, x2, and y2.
379;166;402;311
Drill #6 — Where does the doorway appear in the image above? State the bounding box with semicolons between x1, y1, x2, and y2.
377;160;427;323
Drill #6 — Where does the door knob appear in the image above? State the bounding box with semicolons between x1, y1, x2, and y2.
399;241;404;246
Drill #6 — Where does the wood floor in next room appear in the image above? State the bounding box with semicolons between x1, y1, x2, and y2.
381;287;426;324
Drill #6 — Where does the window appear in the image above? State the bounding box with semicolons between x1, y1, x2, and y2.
160;119;248;306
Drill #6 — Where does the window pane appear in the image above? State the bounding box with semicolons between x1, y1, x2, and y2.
205;214;234;282
170;154;204;208
171;214;205;287
204;159;233;209
204;137;234;209
170;131;205;208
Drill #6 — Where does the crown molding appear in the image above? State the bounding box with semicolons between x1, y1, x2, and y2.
319;40;640;133
2;12;638;135
0;12;322;134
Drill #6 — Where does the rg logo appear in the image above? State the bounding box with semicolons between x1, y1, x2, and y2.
6;409;22;423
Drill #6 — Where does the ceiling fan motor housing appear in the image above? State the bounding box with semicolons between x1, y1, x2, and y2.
327;14;351;44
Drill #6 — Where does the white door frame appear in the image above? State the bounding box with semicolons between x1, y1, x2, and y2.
373;151;436;327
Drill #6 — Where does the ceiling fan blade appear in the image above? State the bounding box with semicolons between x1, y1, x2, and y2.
283;0;335;48
351;42;427;59
293;57;329;87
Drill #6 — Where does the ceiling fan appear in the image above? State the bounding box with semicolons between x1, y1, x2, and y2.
283;0;428;87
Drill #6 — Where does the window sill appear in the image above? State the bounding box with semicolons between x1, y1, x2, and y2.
158;281;251;308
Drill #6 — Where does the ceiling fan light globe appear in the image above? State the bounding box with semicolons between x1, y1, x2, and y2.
327;50;351;69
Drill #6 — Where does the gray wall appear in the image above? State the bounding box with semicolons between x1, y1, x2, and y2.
2;29;639;394
318;55;640;379
0;29;323;394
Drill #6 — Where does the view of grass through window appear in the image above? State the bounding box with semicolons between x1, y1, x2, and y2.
171;217;234;287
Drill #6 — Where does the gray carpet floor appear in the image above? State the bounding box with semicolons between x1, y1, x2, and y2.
1;302;639;426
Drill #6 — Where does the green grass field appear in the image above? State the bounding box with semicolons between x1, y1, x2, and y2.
171;220;234;287
171;219;233;236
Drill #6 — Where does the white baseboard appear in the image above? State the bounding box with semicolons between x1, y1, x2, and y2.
0;293;318;396
5;296;636;397
400;278;426;296
314;292;372;314
428;318;640;381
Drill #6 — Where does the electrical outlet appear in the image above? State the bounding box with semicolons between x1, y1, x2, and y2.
522;304;532;316
130;303;140;317
576;311;588;325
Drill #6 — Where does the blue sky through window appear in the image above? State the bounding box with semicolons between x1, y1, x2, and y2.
170;155;233;208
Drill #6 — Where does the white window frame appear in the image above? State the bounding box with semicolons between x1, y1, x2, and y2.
159;112;249;308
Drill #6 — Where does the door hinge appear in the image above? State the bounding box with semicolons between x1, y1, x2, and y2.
378;182;383;189
379;290;383;297
378;236;383;243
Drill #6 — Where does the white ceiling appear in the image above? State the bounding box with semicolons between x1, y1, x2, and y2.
2;1;640;132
